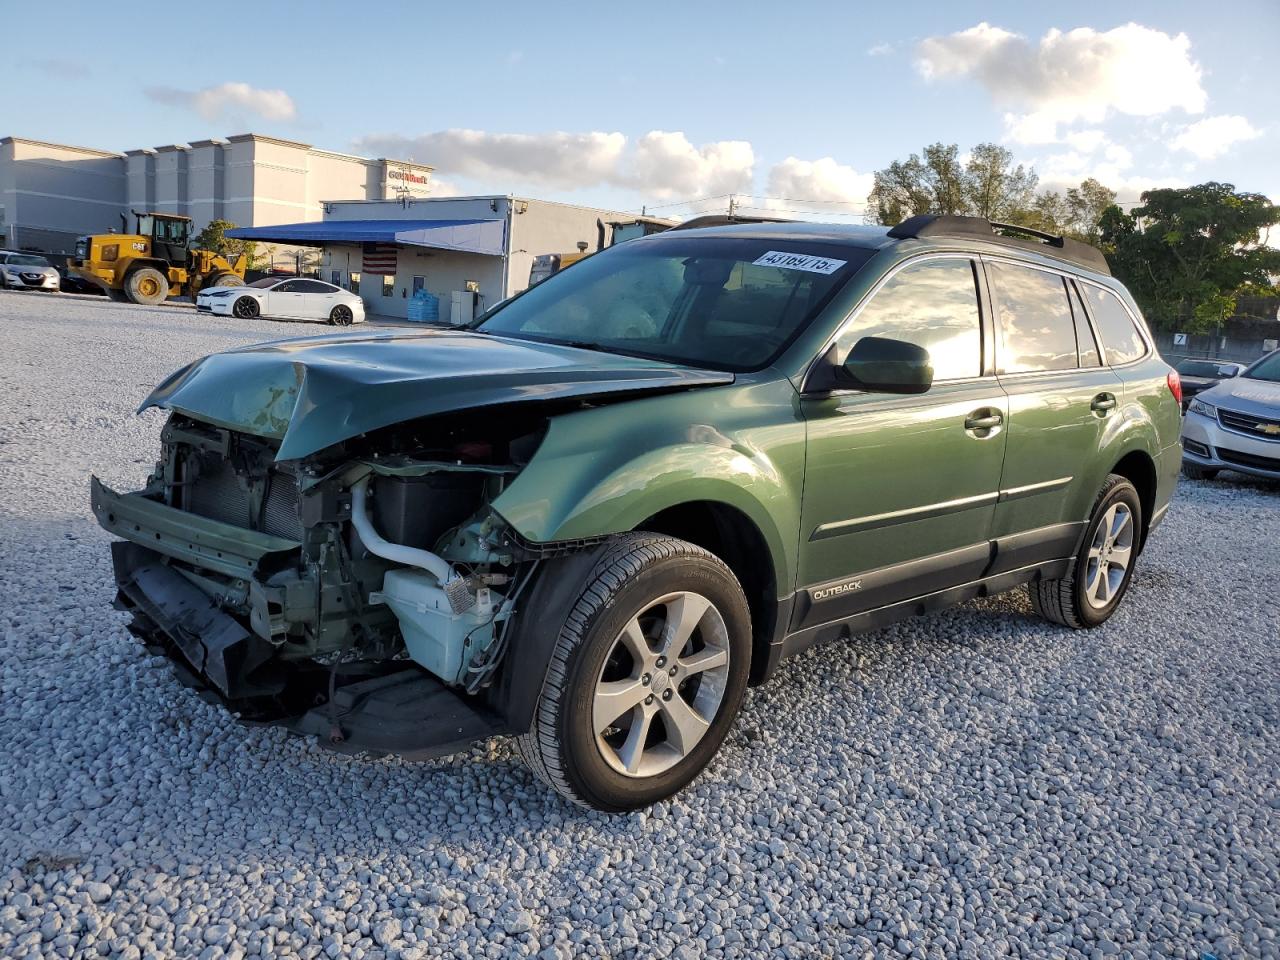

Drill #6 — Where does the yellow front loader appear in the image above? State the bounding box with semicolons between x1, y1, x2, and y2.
68;212;246;305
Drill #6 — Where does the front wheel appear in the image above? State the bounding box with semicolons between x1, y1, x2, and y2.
232;295;260;320
517;533;752;811
125;267;169;305
1029;474;1142;629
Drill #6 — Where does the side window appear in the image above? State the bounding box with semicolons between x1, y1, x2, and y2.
988;261;1077;373
297;280;330;293
1069;281;1101;367
274;280;300;293
1084;285;1147;365
839;258;982;381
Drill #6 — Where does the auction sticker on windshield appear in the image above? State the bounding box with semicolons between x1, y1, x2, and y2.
752;251;848;274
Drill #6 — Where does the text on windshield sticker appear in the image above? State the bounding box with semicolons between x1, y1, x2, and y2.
752;251;848;274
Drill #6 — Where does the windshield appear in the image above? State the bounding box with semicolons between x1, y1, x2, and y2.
8;255;50;267
1176;359;1230;378
478;236;871;371
1244;351;1280;383
247;277;283;288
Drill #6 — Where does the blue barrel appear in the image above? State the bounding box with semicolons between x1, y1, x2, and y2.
407;290;440;323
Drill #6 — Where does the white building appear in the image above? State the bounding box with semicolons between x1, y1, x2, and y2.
0;134;433;253
228;196;663;322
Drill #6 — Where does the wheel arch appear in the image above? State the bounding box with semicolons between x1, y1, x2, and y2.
1109;448;1157;551
636;500;779;685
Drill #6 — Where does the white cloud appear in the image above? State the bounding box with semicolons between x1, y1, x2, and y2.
918;22;1206;143
1170;115;1262;160
1064;128;1107;153
145;82;296;122
625;131;754;196
866;42;894;57
356;128;754;198
1038;144;1180;198
765;157;874;209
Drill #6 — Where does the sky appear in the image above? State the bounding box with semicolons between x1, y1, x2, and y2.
8;0;1278;220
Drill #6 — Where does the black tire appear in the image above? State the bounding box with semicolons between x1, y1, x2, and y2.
232;295;260;320
1029;474;1143;629
1182;461;1219;481
207;272;244;290
329;304;354;326
517;533;752;811
107;289;130;303
125;267;169;305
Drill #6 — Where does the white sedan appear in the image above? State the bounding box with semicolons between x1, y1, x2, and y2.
197;277;365;325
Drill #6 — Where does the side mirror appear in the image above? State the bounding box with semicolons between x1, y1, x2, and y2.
839;336;934;394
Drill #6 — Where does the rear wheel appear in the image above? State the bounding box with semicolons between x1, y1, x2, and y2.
517;533;752;811
125;267;169;305
232;295;260;320
1182;461;1219;481
1029;474;1142;629
329;304;354;326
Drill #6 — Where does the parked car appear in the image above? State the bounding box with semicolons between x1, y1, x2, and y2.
1181;348;1280;481
1173;357;1244;410
91;214;1182;811
0;251;60;291
197;277;364;325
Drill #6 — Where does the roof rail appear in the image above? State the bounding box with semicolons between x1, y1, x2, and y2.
886;214;1110;276
671;213;794;231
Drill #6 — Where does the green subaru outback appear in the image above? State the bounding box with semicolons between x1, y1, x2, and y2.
92;214;1183;811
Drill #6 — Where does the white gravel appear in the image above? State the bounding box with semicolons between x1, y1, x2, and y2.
1;289;1278;960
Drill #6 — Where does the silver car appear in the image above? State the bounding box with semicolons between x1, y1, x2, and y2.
1181;348;1280;481
0;252;60;291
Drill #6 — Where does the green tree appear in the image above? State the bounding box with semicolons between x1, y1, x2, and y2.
193;219;262;270
1099;182;1280;333
867;142;1037;225
867;144;1116;244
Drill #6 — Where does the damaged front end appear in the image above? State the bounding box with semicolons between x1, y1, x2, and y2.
92;411;551;759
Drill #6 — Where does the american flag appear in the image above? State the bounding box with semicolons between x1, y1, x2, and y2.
362;243;398;275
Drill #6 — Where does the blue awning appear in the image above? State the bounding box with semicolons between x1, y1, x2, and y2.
225;218;506;256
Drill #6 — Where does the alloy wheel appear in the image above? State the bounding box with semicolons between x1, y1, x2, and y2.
233;297;259;319
1084;502;1134;609
331;305;353;326
593;591;731;778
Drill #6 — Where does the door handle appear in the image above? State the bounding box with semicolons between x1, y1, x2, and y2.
1091;393;1117;414
964;412;1003;431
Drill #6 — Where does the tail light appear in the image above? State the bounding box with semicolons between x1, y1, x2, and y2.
1166;369;1182;405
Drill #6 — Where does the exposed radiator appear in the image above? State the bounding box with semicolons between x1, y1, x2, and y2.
182;456;302;540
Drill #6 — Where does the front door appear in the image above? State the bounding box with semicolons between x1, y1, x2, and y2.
265;280;307;319
797;255;1007;631
984;259;1123;566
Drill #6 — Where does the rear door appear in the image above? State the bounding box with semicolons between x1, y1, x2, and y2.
796;255;1008;629
296;279;338;320
985;258;1123;568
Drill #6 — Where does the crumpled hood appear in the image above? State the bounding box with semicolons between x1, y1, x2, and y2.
141;328;734;460
1198;375;1280;415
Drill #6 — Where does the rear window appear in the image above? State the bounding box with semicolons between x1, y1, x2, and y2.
1084;285;1148;365
1176;359;1231;378
988;262;1077;373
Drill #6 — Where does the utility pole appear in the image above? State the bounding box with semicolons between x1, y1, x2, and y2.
728;194;737;218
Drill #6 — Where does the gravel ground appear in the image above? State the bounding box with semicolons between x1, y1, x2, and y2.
1;289;1277;960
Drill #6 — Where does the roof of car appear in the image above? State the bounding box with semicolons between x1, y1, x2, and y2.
661;220;896;246
659;214;1112;277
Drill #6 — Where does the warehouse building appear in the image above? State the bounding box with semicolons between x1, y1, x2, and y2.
0;134;433;253
228;196;666;322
